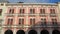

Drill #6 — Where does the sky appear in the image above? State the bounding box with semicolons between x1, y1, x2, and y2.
8;0;60;3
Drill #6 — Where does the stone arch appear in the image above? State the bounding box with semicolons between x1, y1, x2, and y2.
52;30;60;34
28;30;37;34
16;30;25;34
41;30;49;34
5;29;13;34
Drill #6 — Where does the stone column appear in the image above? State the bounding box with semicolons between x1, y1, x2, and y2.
0;26;1;34
49;28;52;34
1;28;4;34
57;2;60;23
13;28;16;34
37;30;40;34
25;31;28;34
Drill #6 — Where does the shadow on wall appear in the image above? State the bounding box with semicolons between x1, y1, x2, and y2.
4;21;60;34
28;21;59;30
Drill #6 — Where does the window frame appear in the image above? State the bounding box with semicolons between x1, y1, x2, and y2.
50;8;56;14
30;8;35;14
19;9;25;14
40;9;45;14
9;9;14;14
19;18;24;25
30;18;35;25
7;18;13;25
51;19;57;25
41;18;46;25
0;9;2;15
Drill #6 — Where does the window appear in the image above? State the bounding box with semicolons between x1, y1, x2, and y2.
50;9;56;17
41;18;46;25
7;18;13;25
7;19;10;25
19;18;24;25
40;9;45;14
51;19;58;28
0;19;2;23
30;9;35;14
19;9;24;14
9;9;14;14
0;9;2;15
30;18;35;25
1;4;4;6
41;18;46;22
50;9;55;14
52;19;57;25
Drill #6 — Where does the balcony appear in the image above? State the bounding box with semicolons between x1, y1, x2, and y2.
5;13;15;17
39;13;48;17
50;13;57;17
28;13;38;17
18;13;25;17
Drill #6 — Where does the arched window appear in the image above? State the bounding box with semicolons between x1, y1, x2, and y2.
52;30;60;34
28;30;37;34
5;30;13;34
41;30;49;34
16;30;25;34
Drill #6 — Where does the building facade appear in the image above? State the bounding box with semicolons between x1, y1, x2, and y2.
0;2;60;34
